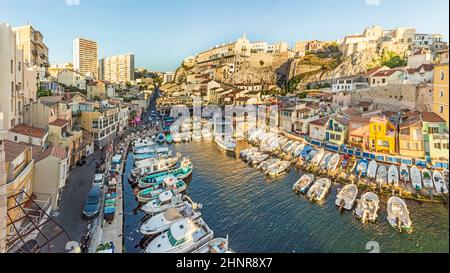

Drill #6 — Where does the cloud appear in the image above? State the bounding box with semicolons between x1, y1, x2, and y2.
65;0;80;6
366;0;380;6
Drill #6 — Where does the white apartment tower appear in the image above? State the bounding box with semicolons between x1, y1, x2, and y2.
99;53;135;83
73;37;98;79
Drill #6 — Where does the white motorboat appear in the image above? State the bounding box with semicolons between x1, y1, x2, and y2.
293;143;305;158
215;137;236;153
311;149;325;166
181;132;192;142
140;203;201;235
239;147;258;159
354;192;379;224
134;146;155;154
376;165;387;187
307;178;332;202
327;153;341;171
433;170;448;194
387;196;412;233
388;165;399;187
145;217;214;253
292;174;314;194
410;166;422;191
266;161;290;177
421;168;433;189
319;153;332;170
258;158;279;171
367;160;378;179
335;184;358;211
399;164;410;182
132;157;178;177
141;192;186;214
192;236;235;253
249;153;269;166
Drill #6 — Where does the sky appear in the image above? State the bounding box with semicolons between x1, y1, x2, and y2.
0;0;449;71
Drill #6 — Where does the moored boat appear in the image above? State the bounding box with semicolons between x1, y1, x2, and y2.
215;137;236;153
307;178;332;202
327;153;341;171
376;165;387;187
310;148;325;166
387;196;412;233
367;160;378;179
399;164;410;182
140;203;201;235
292;174;315;194
433;170;448;194
354;192;379;224
410;166;422;191
356;159;369;177
388;165;399;187
266;161;290;177
319;153;333;170
421;168;433;189
335;184;358;211
145;217;214;253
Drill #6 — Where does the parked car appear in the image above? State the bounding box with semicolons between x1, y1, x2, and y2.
82;186;102;219
93;173;105;188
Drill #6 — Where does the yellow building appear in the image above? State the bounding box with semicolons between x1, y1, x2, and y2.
12;25;49;68
87;81;107;100
48;119;83;167
433;61;449;126
369;116;397;154
80;106;120;147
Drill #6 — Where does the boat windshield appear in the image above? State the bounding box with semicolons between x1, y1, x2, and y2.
167;230;187;247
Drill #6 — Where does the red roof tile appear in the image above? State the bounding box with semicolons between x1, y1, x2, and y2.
10;124;48;138
35;146;68;162
422;112;446;123
309;117;330;126
49;119;69;127
3;140;29;162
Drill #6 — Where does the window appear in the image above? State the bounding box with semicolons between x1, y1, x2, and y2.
440;105;444;114
11;60;13;73
434;143;441;149
382;79;386;84
440;90;444;97
441;71;445;81
428;127;439;134
18;62;21;71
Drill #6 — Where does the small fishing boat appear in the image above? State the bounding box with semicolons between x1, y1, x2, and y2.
354;192;379;224
139;158;193;188
258;158;279;171
266;161;290;177
157;133;165;144
192;236;235;253
307;178;332;202
340;155;350;170
367;160;378;179
134;146;155;154
376;165;387;186
433;170;448;194
240;147;258;159
293;143;305;158
137;187;165;203
387;196;412;233
292;174;314;194
319;153;332;170
165;134;173;144
356;159;369;177
310;149;325;166
215;137;236;153
421;168;433;189
141;194;188;214
300;145;313;160
192;131;202;141
388;165;399;187
131;157;178;178
327;153;341;171
140;203;201;235
410;166;422;191
335;184;358;211
249;153;269;166
399;164;410;182
145;217;214;253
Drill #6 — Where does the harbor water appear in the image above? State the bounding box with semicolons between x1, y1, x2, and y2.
123;140;449;253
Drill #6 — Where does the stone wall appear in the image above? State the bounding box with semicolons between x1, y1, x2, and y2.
349;84;434;112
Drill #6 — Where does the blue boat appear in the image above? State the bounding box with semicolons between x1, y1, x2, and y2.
356;159;369;177
300;145;312;159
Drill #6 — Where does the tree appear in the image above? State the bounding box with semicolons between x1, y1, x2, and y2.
379;49;407;68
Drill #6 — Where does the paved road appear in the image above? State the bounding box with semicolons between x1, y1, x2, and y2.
54;151;103;245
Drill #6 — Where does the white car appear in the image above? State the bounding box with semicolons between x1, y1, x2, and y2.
93;173;105;188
